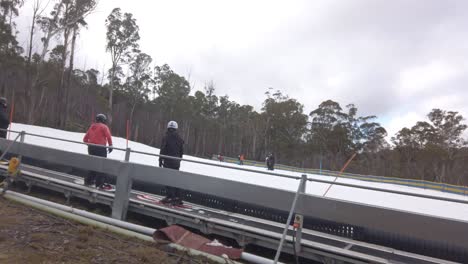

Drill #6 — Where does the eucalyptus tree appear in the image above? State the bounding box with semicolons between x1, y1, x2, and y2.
105;8;140;123
125;51;153;121
61;0;97;127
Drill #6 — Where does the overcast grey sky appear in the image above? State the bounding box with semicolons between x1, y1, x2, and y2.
16;0;468;138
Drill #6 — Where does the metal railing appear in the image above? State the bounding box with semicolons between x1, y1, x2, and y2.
3;128;468;205
213;155;468;196
6;128;300;180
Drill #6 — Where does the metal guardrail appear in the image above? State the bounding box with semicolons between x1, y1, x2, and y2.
5;129;301;180
2;128;468;205
214;155;468;196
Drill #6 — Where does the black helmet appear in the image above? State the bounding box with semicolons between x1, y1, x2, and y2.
96;113;107;123
0;97;7;108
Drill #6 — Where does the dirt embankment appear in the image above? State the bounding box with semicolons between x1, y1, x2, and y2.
0;197;218;264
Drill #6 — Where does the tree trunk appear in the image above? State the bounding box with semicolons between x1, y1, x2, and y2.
440;162;446;183
252;125;257;159
130;100;137;124
217;125;223;154
184;120;191;147
134;123;139;141
195;128;200;156
63;26;77;128
57;10;71;128
202;129;206;157
108;65;116;124
25;10;36;124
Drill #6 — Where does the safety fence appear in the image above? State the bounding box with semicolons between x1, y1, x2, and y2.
212;155;468;196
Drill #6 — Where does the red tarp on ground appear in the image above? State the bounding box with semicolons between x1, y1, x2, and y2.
153;225;243;260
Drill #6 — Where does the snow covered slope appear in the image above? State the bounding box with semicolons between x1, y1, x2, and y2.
7;123;468;221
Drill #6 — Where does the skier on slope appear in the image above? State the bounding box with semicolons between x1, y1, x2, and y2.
266;153;275;171
159;120;185;206
238;154;245;165
0;97;10;139
83;114;113;190
265;155;269;169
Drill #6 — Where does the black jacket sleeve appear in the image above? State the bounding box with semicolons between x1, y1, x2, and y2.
159;136;167;166
179;138;184;158
0;109;9;128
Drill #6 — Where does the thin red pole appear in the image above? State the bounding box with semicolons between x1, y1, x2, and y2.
7;100;14;140
339;153;357;174
322;153;357;197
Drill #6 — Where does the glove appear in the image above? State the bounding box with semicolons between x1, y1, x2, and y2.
108;146;113;154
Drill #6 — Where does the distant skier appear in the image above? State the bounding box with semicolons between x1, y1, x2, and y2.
240;154;245;165
266;153;275;171
0;97;10;139
83;114;113;190
159;121;184;206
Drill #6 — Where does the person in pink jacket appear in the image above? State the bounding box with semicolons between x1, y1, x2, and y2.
83;114;113;189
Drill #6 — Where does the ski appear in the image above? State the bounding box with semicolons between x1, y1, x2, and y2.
99;184;116;192
136;194;192;210
74;178;115;192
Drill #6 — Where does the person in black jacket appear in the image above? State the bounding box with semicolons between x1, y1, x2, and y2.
0;97;10;139
159;120;184;205
266;153;275;171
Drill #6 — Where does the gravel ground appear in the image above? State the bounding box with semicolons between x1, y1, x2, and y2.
0;197;220;264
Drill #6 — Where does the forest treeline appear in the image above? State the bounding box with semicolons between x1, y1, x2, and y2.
1;1;467;185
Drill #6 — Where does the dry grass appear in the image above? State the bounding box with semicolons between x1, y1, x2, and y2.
0;197;220;264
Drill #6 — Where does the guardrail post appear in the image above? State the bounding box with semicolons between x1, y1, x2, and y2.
294;174;306;253
18;131;25;164
0;132;22;161
111;161;132;220
274;174;307;263
124;148;131;162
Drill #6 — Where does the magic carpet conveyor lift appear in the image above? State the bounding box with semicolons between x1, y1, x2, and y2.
0;135;467;263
